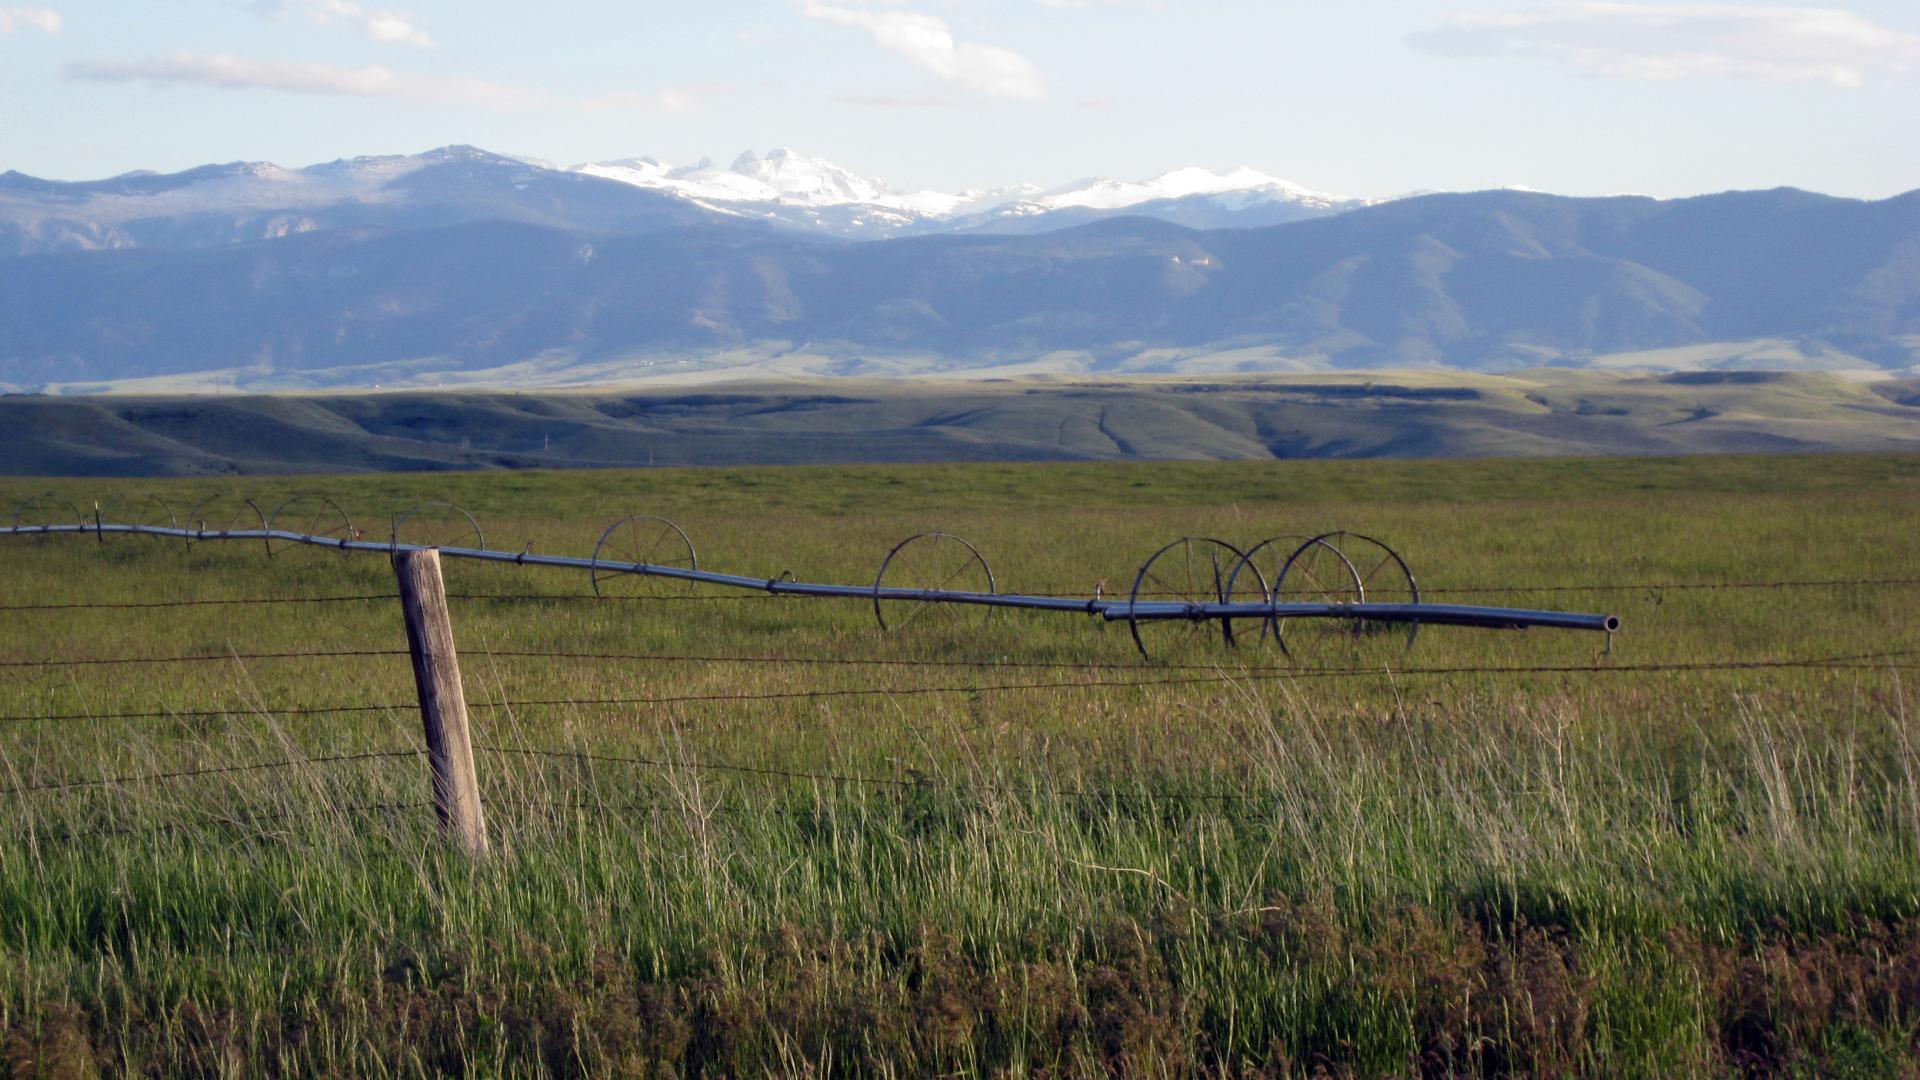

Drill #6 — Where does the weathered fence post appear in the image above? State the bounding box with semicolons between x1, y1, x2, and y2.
394;548;489;858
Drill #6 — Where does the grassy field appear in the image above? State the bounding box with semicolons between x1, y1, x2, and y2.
5;370;1920;476
1;453;1918;1076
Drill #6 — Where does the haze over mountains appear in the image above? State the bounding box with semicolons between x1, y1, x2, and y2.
1;145;1915;393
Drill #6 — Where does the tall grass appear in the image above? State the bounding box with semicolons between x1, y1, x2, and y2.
0;454;1916;1075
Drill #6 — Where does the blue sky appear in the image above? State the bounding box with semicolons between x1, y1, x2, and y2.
2;1;1916;198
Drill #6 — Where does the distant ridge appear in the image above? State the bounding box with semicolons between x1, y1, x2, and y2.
2;372;1917;476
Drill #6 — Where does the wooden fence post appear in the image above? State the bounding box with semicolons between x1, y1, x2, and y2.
394;548;489;858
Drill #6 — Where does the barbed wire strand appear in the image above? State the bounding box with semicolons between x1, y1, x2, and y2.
0;594;398;612
2;652;1912;727
0;703;417;725
486;744;1269;805
0;575;1915;614
10;644;1917;677
0;649;408;669
481;645;1920;675
463;656;1917;713
31;800;432;844
496;795;818;821
489;795;1288;826
3;748;423;797
1420;577;1920;596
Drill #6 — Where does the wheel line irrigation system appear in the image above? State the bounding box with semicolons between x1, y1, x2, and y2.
2;499;1619;659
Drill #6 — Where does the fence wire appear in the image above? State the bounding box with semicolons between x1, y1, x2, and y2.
7;643;1920;677
6;517;1916;846
2;748;423;797
29;801;433;844
0;594;399;612
0;574;1915;615
485;744;1274;805
2;649;1911;727
0;649;410;669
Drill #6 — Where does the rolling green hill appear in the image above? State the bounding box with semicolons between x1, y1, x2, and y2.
3;370;1917;476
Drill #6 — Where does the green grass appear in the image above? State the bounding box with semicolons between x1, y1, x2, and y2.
5;369;1919;476
1;454;1918;1075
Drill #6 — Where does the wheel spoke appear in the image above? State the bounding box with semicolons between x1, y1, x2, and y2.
930;554;979;596
1126;539;1249;655
1294;559;1331;599
876;535;994;632
1359;551;1396;591
596;516;696;596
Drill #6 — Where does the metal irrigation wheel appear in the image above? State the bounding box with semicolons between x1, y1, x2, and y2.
1273;531;1421;651
1126;536;1253;660
1224;534;1353;656
9;493;88;535
871;532;997;632
95;493;178;541
590;515;698;597
264;495;356;556
391;502;485;555
182;493;269;552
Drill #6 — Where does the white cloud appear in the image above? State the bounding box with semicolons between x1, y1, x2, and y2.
800;2;1046;101
1408;3;1920;87
0;5;61;34
69;52;706;115
67;54;542;109
247;0;432;47
312;0;430;47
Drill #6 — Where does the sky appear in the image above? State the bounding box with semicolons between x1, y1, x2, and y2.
1;0;1916;199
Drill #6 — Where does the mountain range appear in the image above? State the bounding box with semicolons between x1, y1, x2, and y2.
0;145;1361;254
1;145;1915;392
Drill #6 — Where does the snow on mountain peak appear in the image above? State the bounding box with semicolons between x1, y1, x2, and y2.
566;149;1357;234
727;147;888;204
1029;165;1339;211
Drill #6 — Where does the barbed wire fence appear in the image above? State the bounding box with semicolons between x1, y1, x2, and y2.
2;492;1916;852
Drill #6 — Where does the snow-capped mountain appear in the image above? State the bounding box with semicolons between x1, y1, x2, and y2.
5;152;1915;393
1025;166;1349;212
0;143;1367;255
570;148;1039;235
951;165;1366;234
567;150;1359;237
